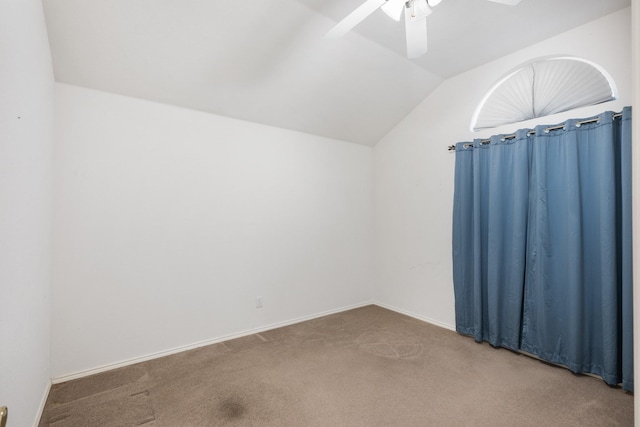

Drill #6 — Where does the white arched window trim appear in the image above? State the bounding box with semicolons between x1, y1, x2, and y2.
470;56;618;132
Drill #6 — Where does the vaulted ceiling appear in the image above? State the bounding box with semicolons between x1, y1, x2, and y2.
43;0;630;146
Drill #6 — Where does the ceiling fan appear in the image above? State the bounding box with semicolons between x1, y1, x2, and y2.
325;0;522;59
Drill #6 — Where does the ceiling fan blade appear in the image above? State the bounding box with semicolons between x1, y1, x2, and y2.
381;0;405;21
486;0;522;5
404;7;428;58
325;0;387;39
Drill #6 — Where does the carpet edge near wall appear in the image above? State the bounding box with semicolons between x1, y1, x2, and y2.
50;301;384;384
373;301;456;332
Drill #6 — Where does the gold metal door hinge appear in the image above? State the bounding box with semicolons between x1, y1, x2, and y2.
0;406;7;427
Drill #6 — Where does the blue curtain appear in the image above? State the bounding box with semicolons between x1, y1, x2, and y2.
453;131;530;350
452;107;633;391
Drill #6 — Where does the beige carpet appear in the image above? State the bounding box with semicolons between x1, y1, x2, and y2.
39;305;633;426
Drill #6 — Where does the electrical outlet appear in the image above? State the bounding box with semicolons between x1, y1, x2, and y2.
256;296;263;308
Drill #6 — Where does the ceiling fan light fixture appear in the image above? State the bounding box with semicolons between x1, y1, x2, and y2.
427;0;442;6
409;0;431;22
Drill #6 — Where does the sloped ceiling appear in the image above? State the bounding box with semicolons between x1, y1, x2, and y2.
42;0;630;146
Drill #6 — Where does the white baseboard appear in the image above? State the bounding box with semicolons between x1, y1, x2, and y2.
372;301;456;332
33;379;51;427
51;300;375;384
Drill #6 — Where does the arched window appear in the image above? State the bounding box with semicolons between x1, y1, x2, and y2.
470;56;617;132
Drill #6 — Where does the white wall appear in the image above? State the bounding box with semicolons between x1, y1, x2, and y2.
0;1;54;426
373;8;632;329
51;84;373;378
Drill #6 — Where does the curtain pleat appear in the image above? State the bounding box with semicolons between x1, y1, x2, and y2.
452;107;633;391
453;132;530;350
452;142;476;339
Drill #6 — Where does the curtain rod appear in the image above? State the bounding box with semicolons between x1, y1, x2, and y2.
447;112;623;152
